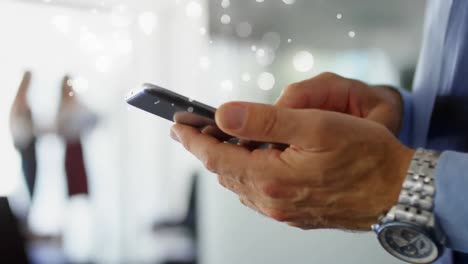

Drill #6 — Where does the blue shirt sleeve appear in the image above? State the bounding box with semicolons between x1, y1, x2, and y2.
395;88;413;146
393;88;468;252
434;151;468;253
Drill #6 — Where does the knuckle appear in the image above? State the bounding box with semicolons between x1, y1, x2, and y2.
318;72;339;80
287;220;321;230
284;82;302;94
239;197;256;211
286;221;301;229
287;222;309;230
265;208;290;222
311;217;327;229
181;139;192;151
261;181;290;199
302;223;320;230
235;173;248;187
217;175;227;188
203;157;219;173
239;197;247;206
233;165;249;186
217;175;244;195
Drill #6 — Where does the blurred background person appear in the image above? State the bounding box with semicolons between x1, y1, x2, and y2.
3;70;34;263
9;71;37;199
57;75;97;198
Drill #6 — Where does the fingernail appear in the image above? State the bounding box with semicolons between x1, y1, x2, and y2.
220;104;247;130
170;128;180;142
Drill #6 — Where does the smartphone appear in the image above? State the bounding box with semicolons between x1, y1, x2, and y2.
126;83;235;142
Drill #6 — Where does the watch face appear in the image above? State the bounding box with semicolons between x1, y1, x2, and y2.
378;224;438;264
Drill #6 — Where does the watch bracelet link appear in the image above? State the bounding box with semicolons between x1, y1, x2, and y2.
379;148;440;227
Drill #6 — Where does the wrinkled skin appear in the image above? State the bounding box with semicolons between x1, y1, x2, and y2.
171;72;415;231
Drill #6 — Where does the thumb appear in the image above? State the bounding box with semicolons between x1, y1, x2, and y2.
215;102;314;145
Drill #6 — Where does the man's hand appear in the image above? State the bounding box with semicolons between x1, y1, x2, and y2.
171;101;415;231
276;72;404;135
171;73;412;231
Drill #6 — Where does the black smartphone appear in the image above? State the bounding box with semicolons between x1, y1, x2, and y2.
126;83;234;142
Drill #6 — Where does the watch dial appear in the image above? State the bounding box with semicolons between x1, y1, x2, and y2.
379;225;438;264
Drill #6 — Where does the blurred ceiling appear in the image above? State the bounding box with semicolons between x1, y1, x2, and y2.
208;0;427;68
9;0;99;10
5;0;427;68
6;0;171;11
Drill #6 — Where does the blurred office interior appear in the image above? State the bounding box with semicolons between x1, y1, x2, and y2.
0;0;425;263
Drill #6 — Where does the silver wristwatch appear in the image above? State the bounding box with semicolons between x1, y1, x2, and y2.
372;149;445;264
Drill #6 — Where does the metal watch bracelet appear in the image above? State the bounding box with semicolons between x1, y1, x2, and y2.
378;148;440;227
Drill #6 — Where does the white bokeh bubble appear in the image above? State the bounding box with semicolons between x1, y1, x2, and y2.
199;27;207;35
221;0;230;8
251;45;257;52
256;48;265;57
220;14;231;24
138;12;158;36
95;55;112;73
241;72;251;82
236;22;252;38
199;56;211;70
293;51;314;72
256;0;264;2
337;13;343;19
348;31;356;38
51;15;71;34
220;80;233;91
257;72;275;91
186;1;202;18
256;47;275;66
70;77;90;93
283;0;296;4
262;32;281;50
79;30;103;53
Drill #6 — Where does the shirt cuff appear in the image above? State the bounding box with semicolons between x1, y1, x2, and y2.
434;151;468;252
396;88;413;146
